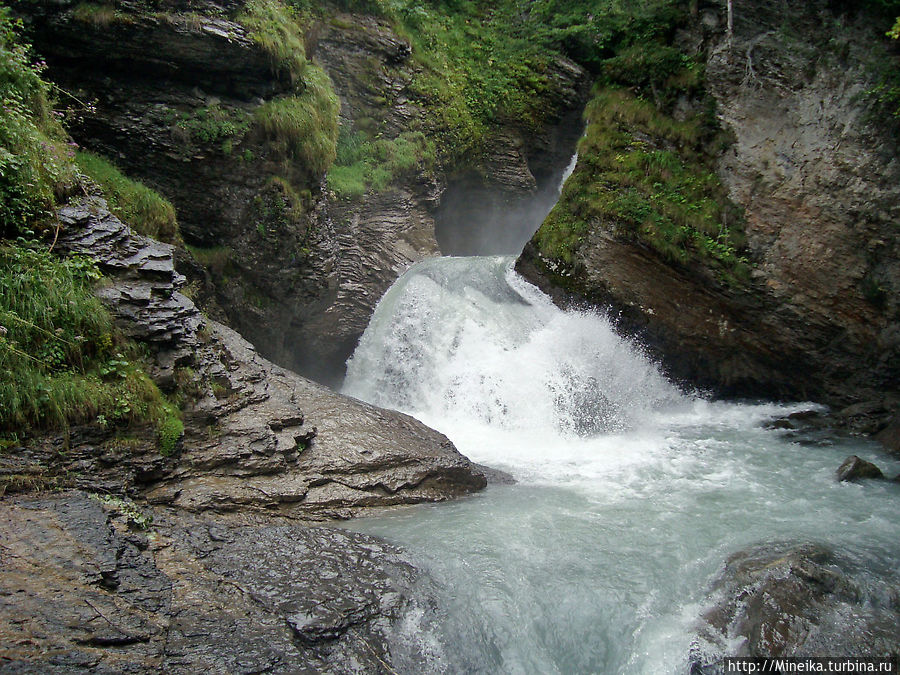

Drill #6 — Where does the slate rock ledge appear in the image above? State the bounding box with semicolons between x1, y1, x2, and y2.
52;197;487;519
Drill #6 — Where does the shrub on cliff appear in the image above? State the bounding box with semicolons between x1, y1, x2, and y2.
0;6;76;238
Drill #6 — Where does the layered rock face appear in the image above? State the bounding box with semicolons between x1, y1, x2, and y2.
30;199;487;518
518;0;899;417
21;0;588;386
0;492;462;673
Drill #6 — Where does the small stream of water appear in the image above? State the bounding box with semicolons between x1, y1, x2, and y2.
339;209;900;674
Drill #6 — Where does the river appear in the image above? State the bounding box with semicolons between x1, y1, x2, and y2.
339;234;899;674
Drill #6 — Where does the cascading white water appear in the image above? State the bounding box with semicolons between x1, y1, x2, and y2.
342;252;900;673
344;256;678;439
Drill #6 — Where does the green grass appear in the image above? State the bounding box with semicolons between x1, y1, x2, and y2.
253;63;339;175
0;7;77;238
71;3;129;27
176;104;251;147
0;245;182;448
328;127;435;198
75;150;179;243
237;0;307;82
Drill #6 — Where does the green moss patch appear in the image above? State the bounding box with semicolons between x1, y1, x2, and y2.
75;150;179;243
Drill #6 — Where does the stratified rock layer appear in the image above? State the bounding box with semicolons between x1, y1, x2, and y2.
518;1;899;418
34;198;487;518
0;492;456;673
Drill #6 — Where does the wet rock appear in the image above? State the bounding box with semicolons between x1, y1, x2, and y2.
691;541;900;669
836;455;884;482
27;197;488;515
151;321;488;519
473;463;517;485
0;492;455;674
56;197;204;377
875;414;900;456
517;0;900;416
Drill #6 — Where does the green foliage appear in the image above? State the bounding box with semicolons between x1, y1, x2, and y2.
238;0;307;82
253;64;339;174
328;126;435;198
534;87;748;284
889;16;900;38
0;7;77;237
75;150;179;243
91;494;154;529
186;244;234;278
177;104;251;146
0;244;179;446
251;175;304;237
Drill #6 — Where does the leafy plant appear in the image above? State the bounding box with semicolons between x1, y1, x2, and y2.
0;7;77;237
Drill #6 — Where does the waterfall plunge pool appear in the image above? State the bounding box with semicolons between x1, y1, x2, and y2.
340;256;900;673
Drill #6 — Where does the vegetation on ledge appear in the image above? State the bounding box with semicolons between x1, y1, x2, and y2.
0;8;181;454
75;150;180;243
527;2;751;285
0;245;182;452
253;63;339;175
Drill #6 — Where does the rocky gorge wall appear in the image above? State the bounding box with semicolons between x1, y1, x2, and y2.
518;0;900;439
18;0;588;387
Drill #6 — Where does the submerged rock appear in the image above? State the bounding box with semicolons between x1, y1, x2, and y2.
0;492;457;673
692;541;900;669
836;455;885;482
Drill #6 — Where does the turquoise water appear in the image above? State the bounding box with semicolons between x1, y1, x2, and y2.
341;256;900;674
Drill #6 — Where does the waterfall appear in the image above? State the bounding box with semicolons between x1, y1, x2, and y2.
340;159;900;674
343;256;680;440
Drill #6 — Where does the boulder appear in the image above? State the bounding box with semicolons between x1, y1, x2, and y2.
691;541;900;669
836;455;884;482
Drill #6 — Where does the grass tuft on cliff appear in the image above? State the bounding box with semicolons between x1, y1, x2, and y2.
75;150;180;244
238;0;307;82
0;245;181;448
254;63;339;175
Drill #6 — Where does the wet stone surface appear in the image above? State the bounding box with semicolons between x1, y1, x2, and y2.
0;492;455;674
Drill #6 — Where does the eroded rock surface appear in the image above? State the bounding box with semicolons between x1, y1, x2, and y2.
20;198;487;518
0;492;455;673
692;541;900;670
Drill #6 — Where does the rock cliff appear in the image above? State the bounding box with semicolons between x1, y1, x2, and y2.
22;198;487;518
518;0;899;426
19;0;588;386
